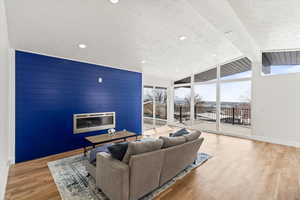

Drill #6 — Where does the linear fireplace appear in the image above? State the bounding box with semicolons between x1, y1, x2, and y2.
73;112;115;134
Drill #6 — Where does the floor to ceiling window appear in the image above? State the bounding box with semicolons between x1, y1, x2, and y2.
220;81;251;135
174;86;191;123
143;85;168;131
219;58;252;135
193;68;217;132
173;57;252;136
194;83;217;131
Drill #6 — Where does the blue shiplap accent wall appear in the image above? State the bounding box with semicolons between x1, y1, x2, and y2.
16;51;142;163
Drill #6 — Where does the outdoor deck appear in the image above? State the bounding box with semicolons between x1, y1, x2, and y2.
144;119;251;136
189;120;251;136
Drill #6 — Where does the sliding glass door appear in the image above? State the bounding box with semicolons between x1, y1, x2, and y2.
143;85;168;131
155;87;167;127
143;86;154;130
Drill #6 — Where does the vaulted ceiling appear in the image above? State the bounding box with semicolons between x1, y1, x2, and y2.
228;0;300;51
4;0;300;80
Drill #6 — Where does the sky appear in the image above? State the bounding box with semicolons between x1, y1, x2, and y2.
175;65;300;103
147;65;300;103
175;70;251;103
175;81;251;103
269;65;300;75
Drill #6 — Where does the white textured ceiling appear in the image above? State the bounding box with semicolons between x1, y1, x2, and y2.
5;0;242;80
227;0;300;51
6;0;300;80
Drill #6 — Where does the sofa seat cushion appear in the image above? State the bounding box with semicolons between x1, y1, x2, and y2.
88;143;112;164
170;128;190;137
159;136;186;148
184;130;201;141
107;142;128;161
122;139;163;164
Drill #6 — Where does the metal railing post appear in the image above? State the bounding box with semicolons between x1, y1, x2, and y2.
180;106;183;123
232;107;235;125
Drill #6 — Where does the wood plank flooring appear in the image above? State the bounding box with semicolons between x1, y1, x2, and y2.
5;132;300;200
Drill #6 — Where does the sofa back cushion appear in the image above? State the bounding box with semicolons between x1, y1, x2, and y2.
184;130;201;141
129;150;164;200
159;138;204;186
159;136;186;148
122;139;163;164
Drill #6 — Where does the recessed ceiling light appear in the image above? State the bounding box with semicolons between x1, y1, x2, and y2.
179;36;187;41
212;54;217;57
224;30;233;35
141;60;146;64
78;44;87;49
110;0;119;4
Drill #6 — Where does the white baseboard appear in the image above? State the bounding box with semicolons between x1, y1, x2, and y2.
206;131;300;148
8;156;15;165
210;132;300;148
0;162;9;200
250;135;300;148
169;123;300;148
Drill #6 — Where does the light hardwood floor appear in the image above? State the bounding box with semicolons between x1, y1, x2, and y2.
5;132;300;200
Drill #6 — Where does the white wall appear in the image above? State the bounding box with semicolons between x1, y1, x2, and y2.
251;56;300;147
0;0;10;199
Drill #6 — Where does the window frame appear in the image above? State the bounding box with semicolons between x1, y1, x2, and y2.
143;85;168;130
172;56;252;135
261;49;300;77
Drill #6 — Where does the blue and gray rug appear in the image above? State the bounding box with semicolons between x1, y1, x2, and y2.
48;152;212;200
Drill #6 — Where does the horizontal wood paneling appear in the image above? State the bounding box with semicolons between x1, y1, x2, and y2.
15;51;142;163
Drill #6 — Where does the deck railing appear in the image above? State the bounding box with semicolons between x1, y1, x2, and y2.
174;105;190;123
219;107;251;126
174;104;251;126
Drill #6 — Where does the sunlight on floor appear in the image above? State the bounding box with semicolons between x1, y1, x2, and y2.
143;120;251;138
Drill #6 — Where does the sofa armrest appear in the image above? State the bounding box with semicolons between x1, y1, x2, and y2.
96;152;129;200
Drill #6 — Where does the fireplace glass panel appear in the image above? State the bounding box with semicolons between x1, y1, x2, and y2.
76;116;114;129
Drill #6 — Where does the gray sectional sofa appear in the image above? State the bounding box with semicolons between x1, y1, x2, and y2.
85;130;204;200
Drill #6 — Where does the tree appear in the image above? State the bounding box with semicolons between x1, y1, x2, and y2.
153;89;167;119
144;89;167;119
144;89;167;103
153;89;167;103
184;94;204;106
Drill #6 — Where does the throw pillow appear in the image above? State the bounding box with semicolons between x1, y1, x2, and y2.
122;139;163;164
88;143;112;164
159;136;186;148
170;128;190;137
107;142;129;161
184;130;201;141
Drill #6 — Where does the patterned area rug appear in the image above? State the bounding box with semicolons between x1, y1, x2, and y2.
48;152;212;200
